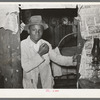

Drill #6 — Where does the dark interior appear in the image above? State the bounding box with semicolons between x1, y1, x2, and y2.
20;8;78;48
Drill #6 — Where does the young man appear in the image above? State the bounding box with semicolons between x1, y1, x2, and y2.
21;15;76;88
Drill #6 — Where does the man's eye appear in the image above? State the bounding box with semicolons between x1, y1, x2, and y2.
32;29;36;31
39;30;42;32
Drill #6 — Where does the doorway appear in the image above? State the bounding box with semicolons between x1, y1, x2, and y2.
20;7;78;88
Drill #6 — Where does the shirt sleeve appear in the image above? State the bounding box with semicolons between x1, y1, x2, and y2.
49;47;76;66
21;42;45;73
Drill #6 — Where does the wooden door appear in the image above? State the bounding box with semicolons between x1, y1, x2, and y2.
0;15;23;88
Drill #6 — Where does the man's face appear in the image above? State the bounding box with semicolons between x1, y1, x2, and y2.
28;24;44;43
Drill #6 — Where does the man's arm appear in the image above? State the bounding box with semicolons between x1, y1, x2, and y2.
49;47;77;66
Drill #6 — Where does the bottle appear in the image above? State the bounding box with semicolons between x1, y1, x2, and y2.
91;38;100;83
91;38;100;64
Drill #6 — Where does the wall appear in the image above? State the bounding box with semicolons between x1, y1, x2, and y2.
79;5;100;79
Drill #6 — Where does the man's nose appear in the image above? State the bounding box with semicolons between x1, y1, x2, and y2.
35;30;39;35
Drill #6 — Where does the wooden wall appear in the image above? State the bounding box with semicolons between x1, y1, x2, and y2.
42;16;75;48
0;28;23;88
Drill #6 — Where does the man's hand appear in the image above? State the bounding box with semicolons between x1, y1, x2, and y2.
38;43;49;56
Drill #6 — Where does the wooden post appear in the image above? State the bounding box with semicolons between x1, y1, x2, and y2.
77;20;85;80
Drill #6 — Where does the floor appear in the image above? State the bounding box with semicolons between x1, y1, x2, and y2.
53;74;77;89
0;74;77;89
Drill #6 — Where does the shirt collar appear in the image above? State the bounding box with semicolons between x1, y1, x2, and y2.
27;36;43;48
27;36;36;48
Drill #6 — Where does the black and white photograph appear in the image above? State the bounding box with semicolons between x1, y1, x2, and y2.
1;2;100;97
